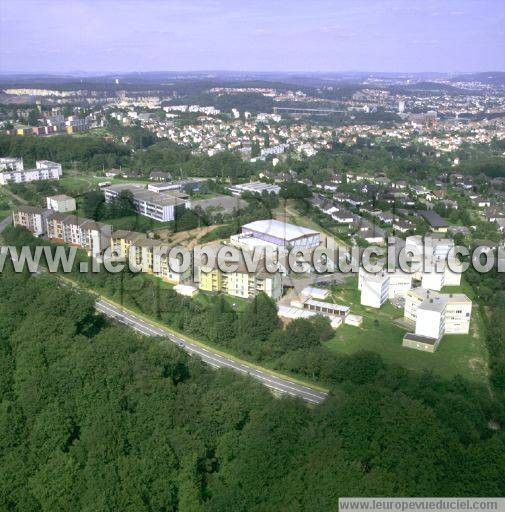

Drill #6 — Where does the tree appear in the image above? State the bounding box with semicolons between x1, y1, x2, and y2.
238;293;278;342
27;108;41;127
82;191;106;220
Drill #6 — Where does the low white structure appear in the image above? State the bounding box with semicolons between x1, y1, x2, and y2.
174;284;198;297
46;194;76;213
277;305;343;329
229;182;281;196
300;286;330;300
344;314;363;327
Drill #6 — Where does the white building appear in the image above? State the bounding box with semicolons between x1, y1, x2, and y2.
388;271;413;299
406;235;462;290
358;269;390;308
174;284;198;297
0;157;24;172
104;184;190;222
300;286;330;300
36;160;63;176
46;194;76;213
421;269;445;291
228;182;281;196
445;294;472;334
415;296;446;341
404;287;472;340
0;160;62;185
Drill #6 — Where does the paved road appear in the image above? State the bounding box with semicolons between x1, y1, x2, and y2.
1;224;329;404
95;299;328;404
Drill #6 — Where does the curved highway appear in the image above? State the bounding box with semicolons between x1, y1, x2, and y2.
95;299;328;404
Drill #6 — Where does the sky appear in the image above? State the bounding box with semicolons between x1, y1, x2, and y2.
0;0;504;74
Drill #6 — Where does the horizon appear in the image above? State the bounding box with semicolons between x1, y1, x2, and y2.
0;70;504;77
1;0;504;74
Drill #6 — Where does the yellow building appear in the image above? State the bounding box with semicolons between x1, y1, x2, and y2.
198;256;282;301
111;230;147;259
110;230;191;284
199;267;224;293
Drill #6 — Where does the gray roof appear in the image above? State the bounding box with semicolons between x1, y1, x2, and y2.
417;210;449;228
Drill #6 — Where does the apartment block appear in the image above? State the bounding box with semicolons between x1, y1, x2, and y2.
12;205;51;236
46;213;112;258
0;157;24;172
1;160;62;185
403;287;472;352
198;251;283;301
358;268;390;308
110;230;191;284
415;296;446;340
445;294;472;334
388;271;413;299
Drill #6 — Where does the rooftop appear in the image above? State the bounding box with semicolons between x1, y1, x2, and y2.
241;219;319;242
417;210;449;228
47;194;74;201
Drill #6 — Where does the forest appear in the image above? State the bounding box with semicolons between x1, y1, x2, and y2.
2;132;505;185
1;258;505;511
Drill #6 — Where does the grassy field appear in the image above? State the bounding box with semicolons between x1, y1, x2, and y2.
323;277;489;383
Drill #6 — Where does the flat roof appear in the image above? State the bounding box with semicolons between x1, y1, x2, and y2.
403;332;438;345
419;296;447;312
242;219;319;242
105;184;187;207
304;298;350;313
300;286;329;298
277;305;317;320
47;194;74;201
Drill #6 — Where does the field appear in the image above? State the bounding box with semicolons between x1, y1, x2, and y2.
323;277;489;383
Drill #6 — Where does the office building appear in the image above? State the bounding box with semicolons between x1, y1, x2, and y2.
104;184;190;222
147;179;201;193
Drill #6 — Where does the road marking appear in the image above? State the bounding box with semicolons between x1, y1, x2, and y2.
96;299;328;403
